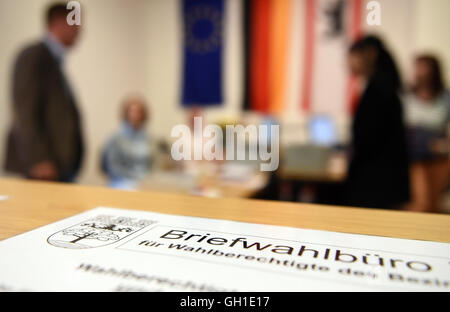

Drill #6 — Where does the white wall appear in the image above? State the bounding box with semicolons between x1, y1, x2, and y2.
364;0;418;82
0;0;449;185
365;0;450;85
68;0;157;184
415;0;450;86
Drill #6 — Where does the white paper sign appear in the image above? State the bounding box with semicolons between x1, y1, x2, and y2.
0;207;449;292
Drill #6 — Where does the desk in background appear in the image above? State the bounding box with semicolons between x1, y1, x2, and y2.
274;145;348;203
279;145;348;183
139;170;268;199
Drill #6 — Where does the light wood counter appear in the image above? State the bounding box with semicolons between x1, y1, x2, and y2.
0;178;449;243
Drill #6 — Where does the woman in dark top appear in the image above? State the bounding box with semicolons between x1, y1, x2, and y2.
346;36;410;209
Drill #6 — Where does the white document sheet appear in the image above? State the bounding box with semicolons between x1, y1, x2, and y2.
0;207;449;292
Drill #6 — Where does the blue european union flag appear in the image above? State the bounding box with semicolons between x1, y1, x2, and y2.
182;0;224;106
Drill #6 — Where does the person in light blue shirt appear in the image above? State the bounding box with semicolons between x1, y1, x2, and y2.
102;96;153;189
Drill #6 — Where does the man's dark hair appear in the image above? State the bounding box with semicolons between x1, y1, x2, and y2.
46;2;68;26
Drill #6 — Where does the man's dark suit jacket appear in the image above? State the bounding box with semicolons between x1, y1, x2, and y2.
4;42;84;181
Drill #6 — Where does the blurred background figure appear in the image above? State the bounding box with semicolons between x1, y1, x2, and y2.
0;0;449;212
346;36;410;209
4;2;83;182
404;55;450;212
102;96;153;190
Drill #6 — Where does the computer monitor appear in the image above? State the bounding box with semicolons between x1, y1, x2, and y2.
308;115;337;146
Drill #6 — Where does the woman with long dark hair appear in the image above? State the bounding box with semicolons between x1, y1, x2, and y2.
404;55;450;212
346;36;410;209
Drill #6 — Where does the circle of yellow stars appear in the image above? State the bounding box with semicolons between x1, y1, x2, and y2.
184;5;223;54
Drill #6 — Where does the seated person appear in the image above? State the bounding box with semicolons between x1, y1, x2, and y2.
102;96;153;189
403;55;450;212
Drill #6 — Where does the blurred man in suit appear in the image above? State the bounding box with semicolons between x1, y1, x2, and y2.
5;3;84;182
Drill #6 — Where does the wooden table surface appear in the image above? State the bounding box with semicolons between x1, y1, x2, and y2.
1;178;450;243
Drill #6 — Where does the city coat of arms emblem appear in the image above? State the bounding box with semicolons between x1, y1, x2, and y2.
47;215;155;249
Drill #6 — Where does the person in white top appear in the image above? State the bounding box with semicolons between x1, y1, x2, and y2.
403;55;450;213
